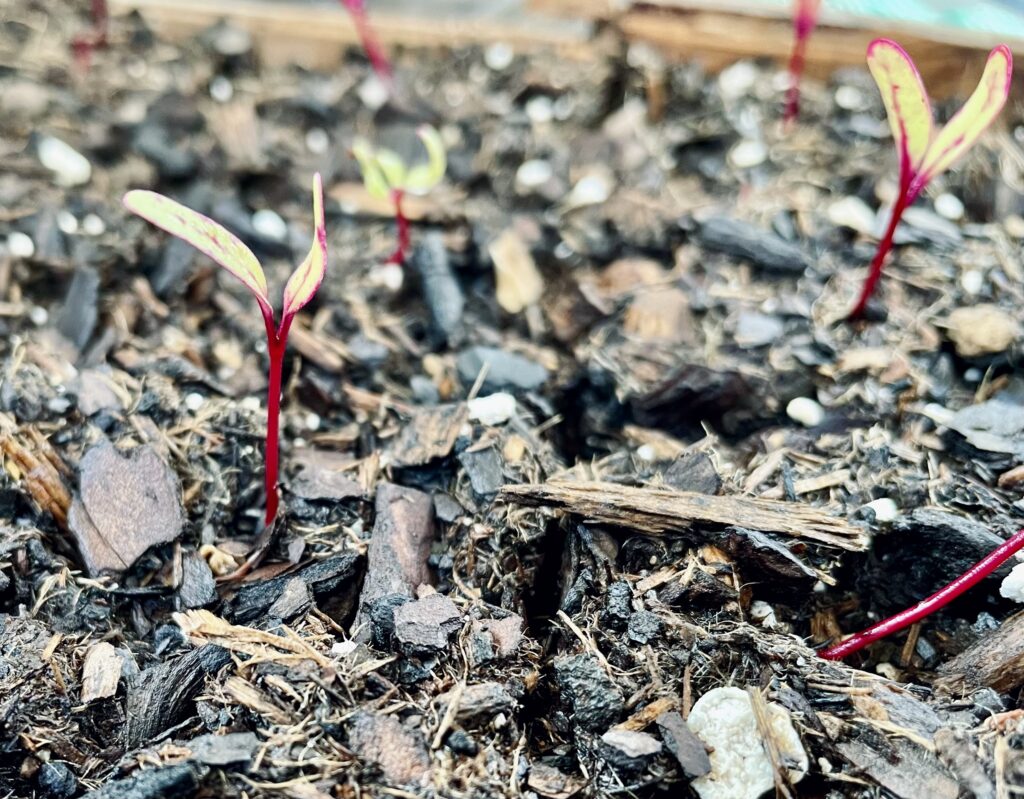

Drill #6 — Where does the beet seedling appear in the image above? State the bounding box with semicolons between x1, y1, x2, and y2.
821;528;1024;660
124;175;327;526
849;39;1012;320
783;0;821;126
352;125;446;267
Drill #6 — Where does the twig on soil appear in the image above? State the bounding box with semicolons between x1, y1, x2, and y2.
502;480;867;550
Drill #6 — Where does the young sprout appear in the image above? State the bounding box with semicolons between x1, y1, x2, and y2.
352;125;446;267
849;39;1012;320
783;0;822;126
821;528;1024;660
339;0;393;86
124;175;327;527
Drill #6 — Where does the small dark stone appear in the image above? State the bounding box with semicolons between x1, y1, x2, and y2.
603;581;632;630
656;710;711;778
458;446;504;499
54;266;99;351
723;527;817;592
627;610;663;644
446;729;478;755
663;451;721;494
38;761;76;798
553;654;624;731
413;230;464;343
661;567;737;608
696;216;810;274
456;346;548;393
178;551;216;609
368;593;412;651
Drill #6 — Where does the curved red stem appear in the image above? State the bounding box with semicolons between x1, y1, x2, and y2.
820;528;1024;660
261;309;295;527
848;193;908;321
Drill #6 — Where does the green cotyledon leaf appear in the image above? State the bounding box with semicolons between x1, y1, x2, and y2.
124;189;270;314
282;173;328;321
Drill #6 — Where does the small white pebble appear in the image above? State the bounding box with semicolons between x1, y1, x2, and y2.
28;305;48;326
834;85;865;111
515;159;553;191
934;193;964;221
369;262;404;292
7;231;34;259
209;75;234;103
565;173;612;207
786;397;825;428
636;444;657;462
749;600;777;627
38;135;92;187
525;95;554;125
718;61;758;101
961;269;984;296
827;196;876;236
331;640;358;657
1000;562;1024;602
184;392;205;412
82;213;105;236
240;396;262;413
252;209;287;241
484;42;514;71
467;392;517;426
57;211;79;235
728;139;767;169
305;127;329;154
357;74;390;111
304;412;321;432
863;497;900;523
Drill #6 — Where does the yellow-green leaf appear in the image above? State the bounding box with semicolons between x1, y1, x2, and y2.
352;139;391;200
918;45;1012;183
282;173;328;321
866;38;933;178
124;190;269;307
404;125;447;195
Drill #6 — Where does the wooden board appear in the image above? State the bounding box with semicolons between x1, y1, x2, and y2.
110;0;595;69
530;0;1024;95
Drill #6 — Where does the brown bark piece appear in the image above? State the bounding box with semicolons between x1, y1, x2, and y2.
68;440;184;575
354;483;436;635
935;611;1024;694
501;480;865;550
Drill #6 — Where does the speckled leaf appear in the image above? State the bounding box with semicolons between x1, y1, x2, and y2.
124;190;270;311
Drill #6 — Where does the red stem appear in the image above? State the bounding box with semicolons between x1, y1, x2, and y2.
261;309;294;527
783;36;808;127
385;189;409;265
340;0;393;84
821;528;1024;660
848;192;909;321
71;0;109;71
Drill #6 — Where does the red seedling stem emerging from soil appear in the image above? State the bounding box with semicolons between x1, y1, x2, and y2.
821;528;1024;660
340;0;393;85
848;190;908;319
260;312;293;526
385;189;410;265
71;0;109;71
783;0;820;127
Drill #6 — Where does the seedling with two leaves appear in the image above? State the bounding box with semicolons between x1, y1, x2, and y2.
124;175;327;527
850;39;1011;319
352;125;446;268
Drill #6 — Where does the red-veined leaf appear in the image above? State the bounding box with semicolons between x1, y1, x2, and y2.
282;173;328;321
866;38;933;179
124;190;270;311
917;45;1012;183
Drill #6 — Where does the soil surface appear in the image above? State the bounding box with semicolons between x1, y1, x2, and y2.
2;2;1024;797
